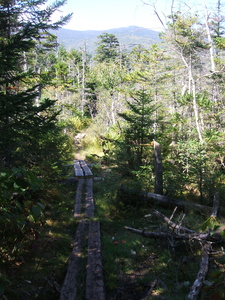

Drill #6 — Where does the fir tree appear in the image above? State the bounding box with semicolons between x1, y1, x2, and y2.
0;0;72;166
94;33;120;63
118;89;157;171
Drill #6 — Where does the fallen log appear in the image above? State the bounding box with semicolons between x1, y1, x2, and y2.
118;184;213;214
124;225;211;242
187;242;211;300
145;192;212;213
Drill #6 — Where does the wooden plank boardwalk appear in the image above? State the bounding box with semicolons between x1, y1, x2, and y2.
60;160;105;300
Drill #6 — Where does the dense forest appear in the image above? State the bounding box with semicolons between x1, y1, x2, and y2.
1;0;225;299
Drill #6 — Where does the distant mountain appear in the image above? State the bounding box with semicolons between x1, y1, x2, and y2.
54;26;161;53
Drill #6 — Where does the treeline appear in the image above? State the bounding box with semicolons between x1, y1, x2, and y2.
40;2;225;200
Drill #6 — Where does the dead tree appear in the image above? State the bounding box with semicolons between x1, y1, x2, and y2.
154;140;163;194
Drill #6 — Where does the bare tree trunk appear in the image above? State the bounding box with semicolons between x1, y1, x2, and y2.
192;78;203;143
205;6;216;72
154;140;163;194
110;93;116;125
180;51;203;143
81;41;87;116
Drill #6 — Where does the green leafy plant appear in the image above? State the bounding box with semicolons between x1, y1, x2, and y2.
0;167;45;263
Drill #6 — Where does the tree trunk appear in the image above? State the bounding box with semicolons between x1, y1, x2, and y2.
81;41;87;116
145;192;211;214
211;192;220;217
205;6;216;72
154;140;163;194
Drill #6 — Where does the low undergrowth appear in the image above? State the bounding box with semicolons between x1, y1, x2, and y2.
1;160;225;300
0;166;78;300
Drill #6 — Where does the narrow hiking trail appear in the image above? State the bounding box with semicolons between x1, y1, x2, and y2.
60;160;105;300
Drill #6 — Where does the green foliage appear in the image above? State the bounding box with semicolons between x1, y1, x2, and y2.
117;88;156;173
0;167;44;263
1;172;77;299
164;139;220;201
167;11;208;57
0;4;74;297
133;165;154;191
201;216;220;231
0;1;71;167
59;114;92;133
95;33;120;63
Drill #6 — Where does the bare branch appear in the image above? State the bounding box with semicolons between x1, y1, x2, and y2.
141;0;166;29
151;209;196;234
169;206;177;222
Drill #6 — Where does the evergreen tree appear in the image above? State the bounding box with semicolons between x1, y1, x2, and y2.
94;33;120;63
0;0;73;271
118;89;157;171
0;0;72;166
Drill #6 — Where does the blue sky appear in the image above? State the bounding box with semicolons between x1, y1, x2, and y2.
51;0;218;31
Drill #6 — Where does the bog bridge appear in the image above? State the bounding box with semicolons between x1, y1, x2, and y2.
60;160;105;300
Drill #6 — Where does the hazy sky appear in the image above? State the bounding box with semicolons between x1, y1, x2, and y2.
52;0;217;31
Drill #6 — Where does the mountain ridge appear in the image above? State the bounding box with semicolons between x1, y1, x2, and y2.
55;26;161;53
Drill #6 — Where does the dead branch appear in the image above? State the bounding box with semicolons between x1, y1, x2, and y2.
187;242;211;300
151;209;196;234
141;1;166;28
126;207;222;300
169;206;177;222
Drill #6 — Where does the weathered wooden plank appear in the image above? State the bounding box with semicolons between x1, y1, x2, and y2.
74;179;85;218
85;178;94;218
86;220;105;300
80;160;93;178
60;220;88;300
61;160;103;300
74;160;84;178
